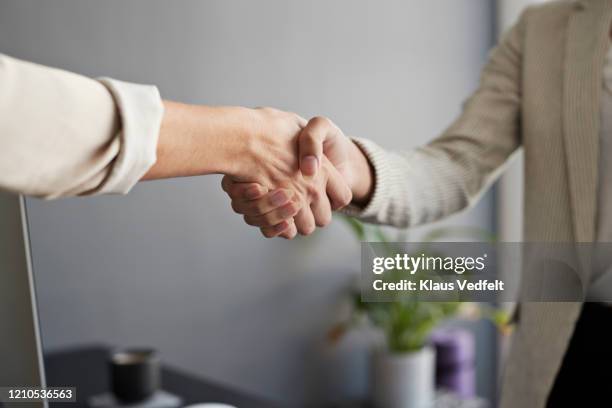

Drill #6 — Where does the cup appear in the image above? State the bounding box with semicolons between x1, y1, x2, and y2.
109;348;160;403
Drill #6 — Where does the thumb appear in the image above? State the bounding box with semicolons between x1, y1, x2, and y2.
298;117;329;176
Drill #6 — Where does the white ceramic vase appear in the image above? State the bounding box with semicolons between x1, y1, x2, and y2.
372;346;436;408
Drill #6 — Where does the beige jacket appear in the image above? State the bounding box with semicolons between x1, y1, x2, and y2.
350;0;611;406
0;54;164;199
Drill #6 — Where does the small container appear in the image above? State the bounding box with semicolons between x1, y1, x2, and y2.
109;348;160;403
430;328;476;398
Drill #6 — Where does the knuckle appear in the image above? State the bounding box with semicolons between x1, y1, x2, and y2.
231;201;242;214
261;228;276;238
244;215;256;226
253;201;267;215
228;186;243;199
259;106;275;114
308;186;322;200
340;191;352;208
311;116;332;127
284;202;299;217
262;213;278;226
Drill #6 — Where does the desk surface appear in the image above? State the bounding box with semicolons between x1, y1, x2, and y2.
44;345;282;408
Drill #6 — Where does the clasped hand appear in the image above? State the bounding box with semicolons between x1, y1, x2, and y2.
221;108;362;239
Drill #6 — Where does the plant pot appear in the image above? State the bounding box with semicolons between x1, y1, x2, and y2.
372;346;436;408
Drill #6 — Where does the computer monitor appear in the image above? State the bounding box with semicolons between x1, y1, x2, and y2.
0;191;47;407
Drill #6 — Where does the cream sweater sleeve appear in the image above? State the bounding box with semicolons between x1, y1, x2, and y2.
0;54;164;199
343;9;526;228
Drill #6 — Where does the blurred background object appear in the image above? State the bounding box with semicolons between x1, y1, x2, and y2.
327;220;509;408
431;328;476;398
0;0;513;406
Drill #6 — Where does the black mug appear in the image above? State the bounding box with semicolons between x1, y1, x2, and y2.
110;348;160;403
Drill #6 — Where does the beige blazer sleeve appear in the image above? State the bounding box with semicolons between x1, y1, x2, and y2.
344;10;526;228
0;54;164;199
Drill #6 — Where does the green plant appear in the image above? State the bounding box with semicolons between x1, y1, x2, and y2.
329;217;508;354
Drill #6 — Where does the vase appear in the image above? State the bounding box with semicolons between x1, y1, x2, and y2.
372;346;436;408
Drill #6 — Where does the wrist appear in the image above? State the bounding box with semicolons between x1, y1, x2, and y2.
348;140;374;206
144;102;261;180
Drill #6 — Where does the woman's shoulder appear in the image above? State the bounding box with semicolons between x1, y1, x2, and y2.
515;0;578;37
524;0;580;19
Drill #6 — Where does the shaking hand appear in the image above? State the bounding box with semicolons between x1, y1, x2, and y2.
222;115;373;238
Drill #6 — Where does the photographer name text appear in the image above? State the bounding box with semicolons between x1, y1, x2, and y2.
372;278;504;292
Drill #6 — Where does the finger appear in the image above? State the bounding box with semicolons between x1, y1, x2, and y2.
243;201;300;227
221;176;268;200
325;162;353;210
279;219;298;239
221;175;241;193
310;187;333;227
298;118;329;177
294;207;316;236
260;220;291;238
231;189;294;216
296;116;308;127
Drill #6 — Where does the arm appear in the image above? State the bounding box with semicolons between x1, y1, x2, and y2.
343;9;525;227
149;103;351;238
0;54;351;228
223;9;526;232
144;103;299;181
0;54;161;199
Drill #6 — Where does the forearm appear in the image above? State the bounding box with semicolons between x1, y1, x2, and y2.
143;101;256;180
345;132;518;229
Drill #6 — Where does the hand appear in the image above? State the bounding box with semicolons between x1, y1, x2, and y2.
222;109;353;238
222;155;350;238
222;116;373;238
139;102;355;237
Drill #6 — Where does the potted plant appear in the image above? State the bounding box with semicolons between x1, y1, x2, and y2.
329;218;508;408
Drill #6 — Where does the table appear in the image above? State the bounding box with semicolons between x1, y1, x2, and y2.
44;345;282;408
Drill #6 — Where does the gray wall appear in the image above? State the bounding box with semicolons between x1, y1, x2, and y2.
0;0;495;405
